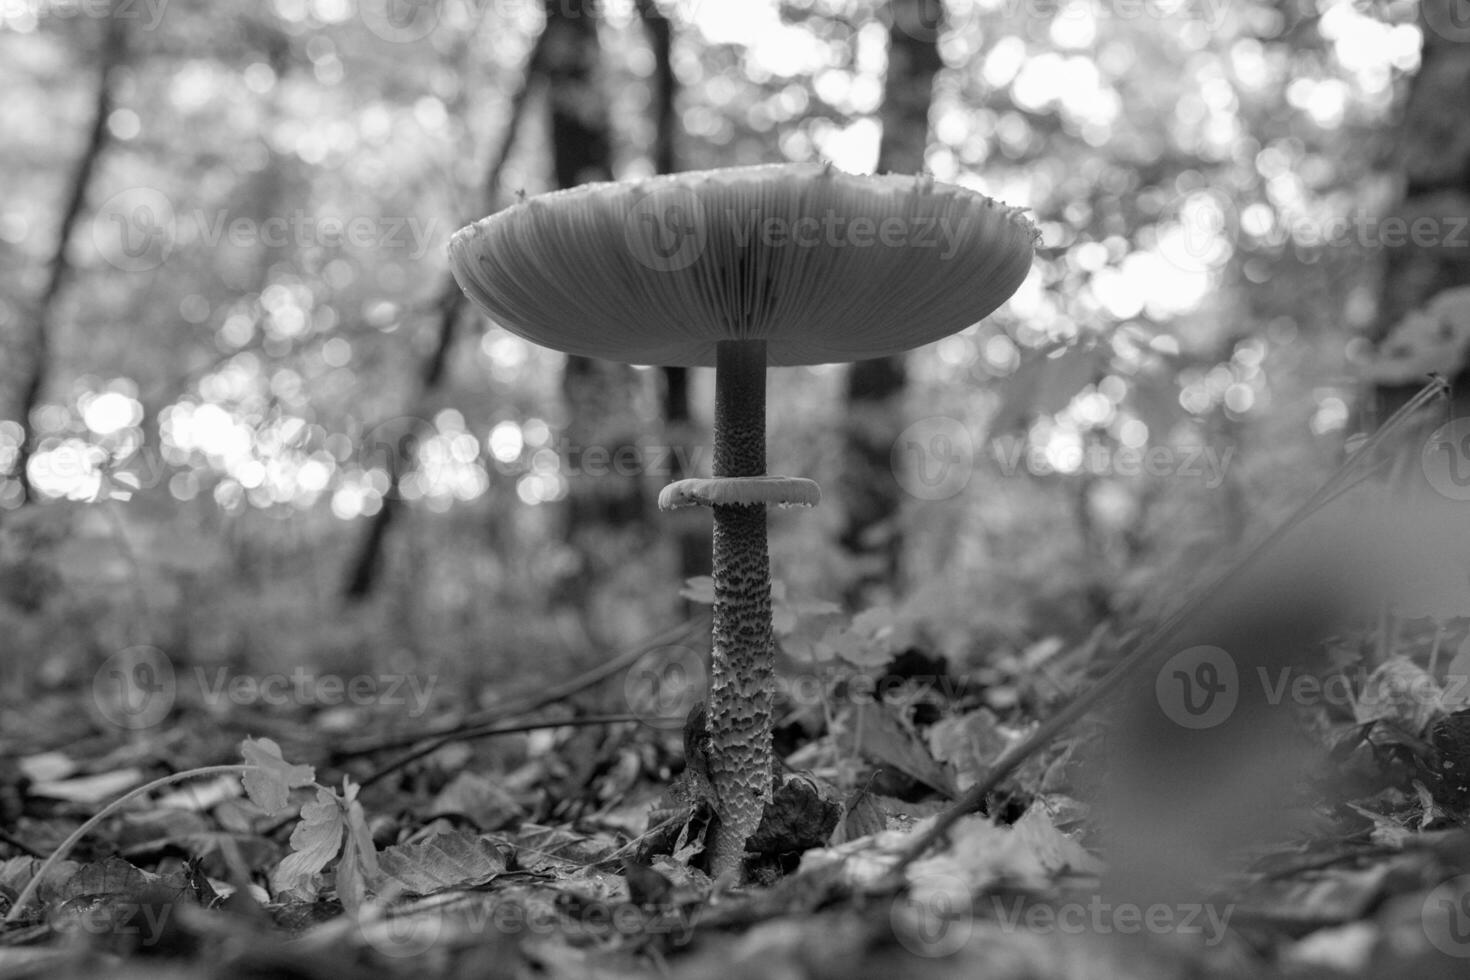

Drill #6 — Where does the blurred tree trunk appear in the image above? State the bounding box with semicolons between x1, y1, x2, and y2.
1371;0;1470;422
838;0;944;605
343;23;549;601
638;0;712;599
546;0;646;613
223;27;299;588
7;9;128;507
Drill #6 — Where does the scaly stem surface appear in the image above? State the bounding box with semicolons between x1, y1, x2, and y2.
705;339;774;878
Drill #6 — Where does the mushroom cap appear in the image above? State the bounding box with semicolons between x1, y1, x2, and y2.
449;163;1036;368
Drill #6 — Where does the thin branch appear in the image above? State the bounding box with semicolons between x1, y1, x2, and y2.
11;10;129;503
881;377;1449;880
357;713;679;789
336;613;708;759
5;765;262;923
342;23;553;602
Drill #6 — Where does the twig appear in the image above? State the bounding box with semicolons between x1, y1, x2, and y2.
100;497;157;645
4;765;261;923
880;377;1448;881
336;614;707;758
356;713;676;789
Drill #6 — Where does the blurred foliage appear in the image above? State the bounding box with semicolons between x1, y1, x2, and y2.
0;0;1437;698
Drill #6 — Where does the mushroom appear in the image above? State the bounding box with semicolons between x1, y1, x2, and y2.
449;162;1036;877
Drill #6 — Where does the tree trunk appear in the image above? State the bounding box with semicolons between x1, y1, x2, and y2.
343;23;550;601
546;0;646;613
638;0;712;599
1371;0;1470;422
8;9;128;507
838;0;944;605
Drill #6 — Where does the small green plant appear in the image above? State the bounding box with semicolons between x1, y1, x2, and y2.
4;737;377;923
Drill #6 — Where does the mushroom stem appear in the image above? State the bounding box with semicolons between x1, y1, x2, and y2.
706;338;775;877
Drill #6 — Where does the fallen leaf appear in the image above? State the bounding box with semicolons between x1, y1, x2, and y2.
377;830;507;895
29;768;144;804
845;702;958;798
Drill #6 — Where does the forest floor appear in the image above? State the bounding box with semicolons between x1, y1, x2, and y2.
3;594;1470;980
